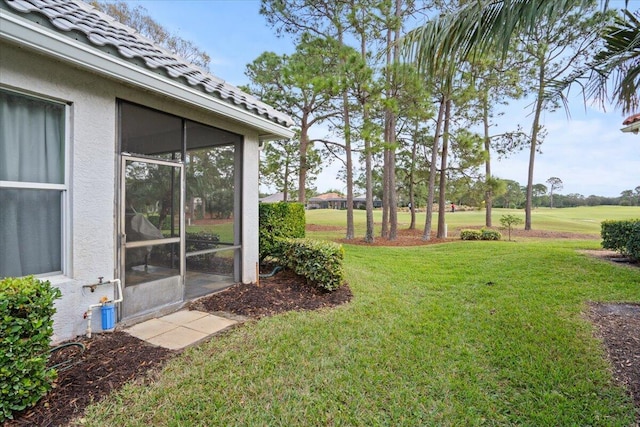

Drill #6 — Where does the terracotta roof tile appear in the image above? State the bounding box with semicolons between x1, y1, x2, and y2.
3;0;294;128
309;193;345;201
623;113;640;125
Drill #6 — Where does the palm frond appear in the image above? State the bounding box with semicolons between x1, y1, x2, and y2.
403;0;599;77
583;9;640;113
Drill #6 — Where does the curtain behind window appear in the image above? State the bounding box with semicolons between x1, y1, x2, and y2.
0;90;65;277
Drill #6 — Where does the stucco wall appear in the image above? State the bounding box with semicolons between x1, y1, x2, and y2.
1;42;260;342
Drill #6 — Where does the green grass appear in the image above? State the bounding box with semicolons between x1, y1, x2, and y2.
83;228;640;425
186;222;234;242
306;205;640;239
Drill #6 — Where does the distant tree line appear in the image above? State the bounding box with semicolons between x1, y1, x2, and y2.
488;182;640;209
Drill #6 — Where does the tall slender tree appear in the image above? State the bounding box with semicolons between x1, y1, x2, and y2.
346;0;382;243
245;36;341;204
515;8;602;229
261;0;361;239
546;176;563;208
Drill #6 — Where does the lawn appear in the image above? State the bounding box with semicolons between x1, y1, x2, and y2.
82;207;640;425
305;205;640;239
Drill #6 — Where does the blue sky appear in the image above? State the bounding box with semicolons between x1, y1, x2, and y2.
131;0;639;198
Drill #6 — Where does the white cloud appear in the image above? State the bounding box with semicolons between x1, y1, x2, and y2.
492;110;639;197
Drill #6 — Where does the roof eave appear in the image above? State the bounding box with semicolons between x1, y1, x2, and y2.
0;10;295;140
621;121;640;135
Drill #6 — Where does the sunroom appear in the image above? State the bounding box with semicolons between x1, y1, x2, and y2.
0;0;294;341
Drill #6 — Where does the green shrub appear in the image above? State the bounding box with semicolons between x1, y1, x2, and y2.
259;202;305;262
601;219;640;261
460;230;482;240
0;276;61;422
481;229;502;241
280;238;345;291
460;229;501;241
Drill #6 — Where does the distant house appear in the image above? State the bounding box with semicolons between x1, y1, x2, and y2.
307;193;347;209
259;192;287;203
353;195;383;209
0;0;294;342
308;193;382;209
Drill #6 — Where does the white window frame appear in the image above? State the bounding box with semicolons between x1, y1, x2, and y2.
0;87;71;278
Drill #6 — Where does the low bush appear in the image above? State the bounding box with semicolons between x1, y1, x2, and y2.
460;229;502;241
481;229;502;241
0;276;61;422
601;219;640;261
460;230;482;240
279;238;345;291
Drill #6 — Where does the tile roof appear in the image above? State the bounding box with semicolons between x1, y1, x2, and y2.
308;192;346;201
259;192;286;203
3;0;294;128
623;113;640;125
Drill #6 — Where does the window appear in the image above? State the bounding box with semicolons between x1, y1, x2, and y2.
0;89;67;278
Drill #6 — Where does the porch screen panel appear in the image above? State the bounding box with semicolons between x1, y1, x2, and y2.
184;121;240;283
0;90;65;277
120;102;182;156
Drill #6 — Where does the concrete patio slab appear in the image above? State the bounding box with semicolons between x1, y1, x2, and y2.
124;309;239;350
186;315;236;334
160;310;209;325
145;326;208;350
125;318;176;341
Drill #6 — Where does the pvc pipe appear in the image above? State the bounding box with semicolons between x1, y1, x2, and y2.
105;278;123;304
84;278;123;338
85;302;103;339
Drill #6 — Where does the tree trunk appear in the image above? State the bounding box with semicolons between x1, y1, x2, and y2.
408;124;418;230
387;0;401;241
283;157;290;202
381;21;392;239
361;25;374;243
526;60;546;231
437;98;451;239
424;97;445;240
381;148;390;238
338;30;354;240
297;120;309;204
483;96;492;227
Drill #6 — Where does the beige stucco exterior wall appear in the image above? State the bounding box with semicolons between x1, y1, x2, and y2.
1;41;260;342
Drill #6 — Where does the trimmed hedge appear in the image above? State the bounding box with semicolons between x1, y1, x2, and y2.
601;219;640;261
0;276;61;422
279;238;345;291
259;202;305;262
460;229;502;241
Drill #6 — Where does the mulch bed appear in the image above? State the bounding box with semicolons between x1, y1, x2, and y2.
326;224;600;246
5;236;639;425
5;269;352;426
5;332;175;427
589;302;640;410
189;268;353;318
